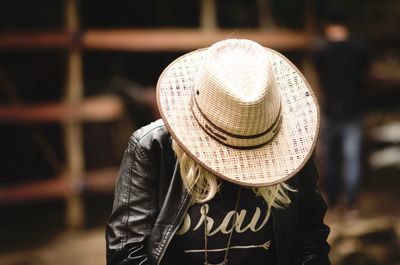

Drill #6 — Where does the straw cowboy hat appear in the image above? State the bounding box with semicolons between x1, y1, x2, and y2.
156;39;319;187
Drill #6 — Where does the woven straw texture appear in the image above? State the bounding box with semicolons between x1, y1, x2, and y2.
156;41;319;187
192;40;282;148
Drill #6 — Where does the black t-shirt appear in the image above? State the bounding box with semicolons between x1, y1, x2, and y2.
162;181;277;265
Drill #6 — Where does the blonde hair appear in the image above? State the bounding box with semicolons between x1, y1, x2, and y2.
172;140;294;212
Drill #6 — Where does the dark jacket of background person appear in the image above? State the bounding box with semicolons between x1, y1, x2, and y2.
106;120;331;265
314;37;369;121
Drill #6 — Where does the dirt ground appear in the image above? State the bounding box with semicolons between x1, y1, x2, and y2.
0;168;399;265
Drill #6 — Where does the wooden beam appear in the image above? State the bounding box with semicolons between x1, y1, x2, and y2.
0;29;311;51
0;178;70;204
0;167;119;204
83;29;311;51
85;167;118;193
0;96;123;123
0;31;73;50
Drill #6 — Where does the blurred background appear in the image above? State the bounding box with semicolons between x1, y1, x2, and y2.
0;0;399;264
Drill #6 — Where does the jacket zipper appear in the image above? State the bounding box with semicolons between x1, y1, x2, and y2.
156;193;191;265
272;210;281;265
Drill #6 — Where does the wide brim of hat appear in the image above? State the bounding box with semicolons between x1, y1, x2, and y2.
156;47;320;187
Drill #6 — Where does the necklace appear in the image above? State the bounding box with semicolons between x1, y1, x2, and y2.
202;187;242;265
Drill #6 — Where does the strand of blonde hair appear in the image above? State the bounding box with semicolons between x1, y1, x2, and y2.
172;140;295;212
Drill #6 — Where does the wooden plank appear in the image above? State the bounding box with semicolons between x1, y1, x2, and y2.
0;96;124;123
83;29;311;51
0;167;119;204
85;167;118;193
0;29;311;51
0;178;70;204
0;31;73;50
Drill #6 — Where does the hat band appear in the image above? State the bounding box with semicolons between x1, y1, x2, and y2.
191;93;282;149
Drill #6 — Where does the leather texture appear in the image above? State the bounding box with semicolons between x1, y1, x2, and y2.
106;119;331;265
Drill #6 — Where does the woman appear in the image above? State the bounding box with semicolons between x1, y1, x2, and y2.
106;39;331;265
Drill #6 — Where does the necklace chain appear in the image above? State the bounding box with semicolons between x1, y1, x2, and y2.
202;187;242;265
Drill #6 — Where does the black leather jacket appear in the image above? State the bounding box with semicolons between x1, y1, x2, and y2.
106;119;331;265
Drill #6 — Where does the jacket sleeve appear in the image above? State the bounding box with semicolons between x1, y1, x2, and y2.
106;136;155;265
296;159;331;265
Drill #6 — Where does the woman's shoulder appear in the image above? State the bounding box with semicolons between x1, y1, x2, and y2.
131;119;167;140
128;119;172;154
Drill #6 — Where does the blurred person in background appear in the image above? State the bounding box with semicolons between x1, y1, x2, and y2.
106;39;331;265
314;13;369;212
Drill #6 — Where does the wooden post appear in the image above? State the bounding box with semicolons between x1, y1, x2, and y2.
304;0;317;36
257;0;277;31
201;0;217;31
64;0;85;229
302;0;320;100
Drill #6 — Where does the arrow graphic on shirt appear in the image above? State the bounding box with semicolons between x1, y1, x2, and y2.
184;240;271;253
